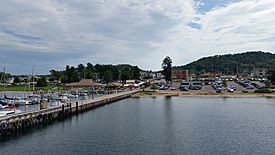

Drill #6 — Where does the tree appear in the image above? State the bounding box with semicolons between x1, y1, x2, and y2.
121;68;131;82
162;56;172;83
50;70;62;81
268;70;275;84
36;77;48;87
70;67;80;82
150;83;157;91
86;63;94;72
265;80;272;88
85;69;96;79
78;64;85;79
13;76;21;84
132;66;141;80
103;70;113;83
0;72;12;81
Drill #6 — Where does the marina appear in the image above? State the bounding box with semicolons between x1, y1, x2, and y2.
0;90;139;136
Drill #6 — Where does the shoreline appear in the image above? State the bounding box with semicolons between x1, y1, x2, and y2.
132;91;275;98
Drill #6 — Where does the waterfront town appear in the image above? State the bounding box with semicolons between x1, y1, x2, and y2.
1;52;275;144
1;0;275;154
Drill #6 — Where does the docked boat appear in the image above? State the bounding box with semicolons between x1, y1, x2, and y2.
0;106;21;117
5;96;32;105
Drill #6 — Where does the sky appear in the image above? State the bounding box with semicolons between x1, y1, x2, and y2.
0;0;275;74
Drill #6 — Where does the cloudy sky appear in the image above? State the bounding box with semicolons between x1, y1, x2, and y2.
0;0;275;74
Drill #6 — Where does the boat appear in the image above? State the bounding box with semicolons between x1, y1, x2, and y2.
0;104;8;109
5;95;32;105
0;99;8;106
0;106;21;117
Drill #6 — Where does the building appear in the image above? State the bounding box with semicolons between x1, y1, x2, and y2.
172;69;188;80
252;68;268;78
200;72;223;79
65;79;106;88
140;71;162;80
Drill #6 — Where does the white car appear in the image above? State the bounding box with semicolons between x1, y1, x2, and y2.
227;88;234;92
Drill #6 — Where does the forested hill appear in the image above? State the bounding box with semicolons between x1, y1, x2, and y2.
176;51;275;74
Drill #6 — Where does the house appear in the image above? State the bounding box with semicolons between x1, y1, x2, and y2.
251;68;268;78
140;71;161;79
126;80;136;84
65;79;106;88
172;69;188;80
200;72;223;79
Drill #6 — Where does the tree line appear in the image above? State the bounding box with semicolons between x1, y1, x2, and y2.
49;63;141;83
177;51;275;74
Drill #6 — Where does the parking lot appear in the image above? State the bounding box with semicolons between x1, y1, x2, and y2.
159;80;267;94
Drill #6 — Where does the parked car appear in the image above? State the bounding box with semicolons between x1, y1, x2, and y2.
216;87;222;93
227;88;234;92
159;85;168;90
246;85;254;89
242;88;249;93
180;86;189;91
190;81;202;90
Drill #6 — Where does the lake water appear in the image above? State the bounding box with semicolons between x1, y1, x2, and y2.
1;96;275;155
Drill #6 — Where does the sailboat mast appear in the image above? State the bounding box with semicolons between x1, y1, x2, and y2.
32;65;35;92
3;67;6;97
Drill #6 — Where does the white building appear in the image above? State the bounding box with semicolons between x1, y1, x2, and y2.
251;68;268;78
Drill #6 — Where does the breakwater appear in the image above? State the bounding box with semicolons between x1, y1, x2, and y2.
0;90;139;136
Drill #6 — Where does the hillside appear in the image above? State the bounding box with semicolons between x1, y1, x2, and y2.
176;51;275;74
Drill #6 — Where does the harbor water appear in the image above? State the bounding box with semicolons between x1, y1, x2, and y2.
1;96;275;154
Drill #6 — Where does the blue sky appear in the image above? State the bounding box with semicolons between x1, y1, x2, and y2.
0;0;275;74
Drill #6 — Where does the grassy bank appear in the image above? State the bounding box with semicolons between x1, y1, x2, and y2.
0;85;66;92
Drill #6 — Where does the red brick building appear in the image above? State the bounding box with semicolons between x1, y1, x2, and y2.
172;69;188;80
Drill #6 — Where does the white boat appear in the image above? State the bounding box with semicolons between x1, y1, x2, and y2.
15;99;32;105
6;97;32;105
0;104;8;109
0;108;21;117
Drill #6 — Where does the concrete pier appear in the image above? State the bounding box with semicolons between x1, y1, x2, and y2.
0;90;139;136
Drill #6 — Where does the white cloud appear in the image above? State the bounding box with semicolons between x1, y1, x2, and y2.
0;0;275;73
149;0;275;66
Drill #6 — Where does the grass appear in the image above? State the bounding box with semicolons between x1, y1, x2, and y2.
0;85;66;92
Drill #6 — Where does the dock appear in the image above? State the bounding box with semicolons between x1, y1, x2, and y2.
0;90;139;136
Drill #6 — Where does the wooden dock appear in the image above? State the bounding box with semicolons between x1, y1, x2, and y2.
0;90;139;136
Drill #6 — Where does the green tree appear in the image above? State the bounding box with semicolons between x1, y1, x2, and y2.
86;63;94;72
268;70;275;84
78;64;85;79
150;83;157;91
162;56;172;83
0;72;12;81
70;67;80;82
103;70;113;83
85;69;96;79
223;80;227;87
50;70;62;81
36;77;48;87
13;76;21;84
121;68;131;82
265;80;272;88
132;66;141;80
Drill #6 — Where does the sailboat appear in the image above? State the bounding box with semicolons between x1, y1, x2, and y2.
0;68;21;116
27;65;41;104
